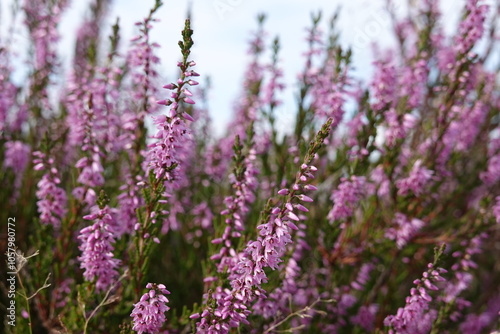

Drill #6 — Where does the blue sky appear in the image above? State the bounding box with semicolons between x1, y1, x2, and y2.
2;0;490;135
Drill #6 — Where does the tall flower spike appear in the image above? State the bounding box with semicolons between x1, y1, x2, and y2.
396;159;434;197
4;141;30;196
328;175;366;223
33;151;68;228
148;18;198;181
78;205;120;292
127;0;162;116
194;119;333;333
384;263;447;334
131;283;171;334
211;133;258;274
385;213;425;249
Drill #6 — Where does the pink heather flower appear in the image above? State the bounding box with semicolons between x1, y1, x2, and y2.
253;223;311;320
127;15;161;115
3;141;30;194
0;60;18;134
116;174;145;236
384;264;446;334
192;201;214;230
73;17;101;76
396;160;434;197
371;54;397;113
263;56;285;109
53;278;74;308
147;53;197;181
385;213;425;249
22;0;64;72
65;65;123;157
440;235;485;312
213;145;258;273
77;206;120;292
310;53;348;123
196;163;320;333
328;176;366;222
33;151;67;228
384;108;418;148
454;0;489;55
148;115;191;181
351;263;375;291
131;283;171;334
75;152;105;188
351;304;379;332
347;111;365;135
369;165;391;199
399;57;428;110
480;154;500;187
3;141;30;171
453;100;489;152
214;23;267;183
459;293;500;334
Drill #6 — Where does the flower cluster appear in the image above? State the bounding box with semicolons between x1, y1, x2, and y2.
384;108;418;148
211;135;258;273
3;141;30;172
195;119;333;333
195;163;319;332
33;151;67;228
385;213;425;249
116;175;144;236
148;19;198;182
371;55;397;113
328;176;366;223
131;283;171;334
455;0;489;55
3;141;30;193
396;160;434;196
384;263;447;334
128;2;162;116
0;56;18;134
78;206;120;292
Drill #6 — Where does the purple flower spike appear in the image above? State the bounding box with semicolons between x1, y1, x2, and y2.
131;283;171;334
77;206;120;292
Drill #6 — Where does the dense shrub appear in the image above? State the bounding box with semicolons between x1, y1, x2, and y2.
1;0;500;333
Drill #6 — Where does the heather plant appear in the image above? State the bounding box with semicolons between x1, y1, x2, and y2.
1;0;500;333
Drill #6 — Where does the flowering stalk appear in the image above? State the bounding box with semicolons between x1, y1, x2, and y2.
72;94;105;207
252;222;310;321
210;130;258;274
3;141;31;199
33;150;67;228
385;213;425;249
384;246;448;334
131;17;198;298
131;283;171;334
433;233;486;328
0;47;21;136
77;191;120;292
148;18;198;181
309;15;351;126
127;0;162;122
22;0;67;139
193;118;333;333
328;176;366;224
116;0;163;237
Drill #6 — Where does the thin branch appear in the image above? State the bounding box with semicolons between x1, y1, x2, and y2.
264;298;335;334
83;269;129;334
